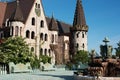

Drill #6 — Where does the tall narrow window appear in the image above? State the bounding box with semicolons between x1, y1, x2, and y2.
15;26;19;36
20;27;22;36
32;17;35;25
40;48;43;55
82;32;84;38
76;43;79;48
82;43;85;49
31;31;35;39
52;34;54;43
40;20;44;27
45;34;48;41
35;3;37;8
48;49;51;56
55;35;57;43
26;30;30;38
0;33;3;38
44;49;47;56
31;47;34;52
38;4;40;8
40;33;43;40
10;26;14;36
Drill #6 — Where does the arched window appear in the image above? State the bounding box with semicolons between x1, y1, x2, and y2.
45;34;48;41
0;33;3;38
10;26;14;36
31;47;34;52
55;35;57;43
76;43;79;48
52;34;54;43
35;3;37;8
76;33;79;38
40;20;44;27
15;26;19;36
82;43;85;48
40;33;43;40
26;30;30;38
38;4;40;8
20;27;22;36
31;31;35;39
32;17;35;25
82;32;84;38
48;49;51;56
40;48;43;55
44;49;47;56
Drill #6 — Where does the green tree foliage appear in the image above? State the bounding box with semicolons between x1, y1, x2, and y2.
40;55;51;64
115;41;120;58
89;49;96;63
31;55;40;69
0;37;33;64
73;50;89;64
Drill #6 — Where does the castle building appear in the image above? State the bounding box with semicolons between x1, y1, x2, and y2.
0;0;88;64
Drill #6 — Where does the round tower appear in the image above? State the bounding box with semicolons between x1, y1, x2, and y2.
9;0;24;37
70;0;88;55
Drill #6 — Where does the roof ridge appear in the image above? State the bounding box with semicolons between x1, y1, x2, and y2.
46;16;72;26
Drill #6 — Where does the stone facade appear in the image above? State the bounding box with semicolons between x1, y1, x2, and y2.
0;0;88;64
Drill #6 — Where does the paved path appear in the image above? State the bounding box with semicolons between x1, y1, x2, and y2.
0;70;74;80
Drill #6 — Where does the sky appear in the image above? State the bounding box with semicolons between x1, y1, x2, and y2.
1;0;120;54
42;0;120;54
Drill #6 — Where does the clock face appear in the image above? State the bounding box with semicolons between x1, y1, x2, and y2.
35;8;40;17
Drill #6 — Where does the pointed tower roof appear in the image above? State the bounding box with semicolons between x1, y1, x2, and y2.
71;0;88;31
49;14;58;31
9;0;24;22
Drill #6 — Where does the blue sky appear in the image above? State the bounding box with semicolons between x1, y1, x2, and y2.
1;0;120;54
42;0;120;54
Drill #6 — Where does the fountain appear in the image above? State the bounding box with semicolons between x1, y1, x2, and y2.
88;37;120;77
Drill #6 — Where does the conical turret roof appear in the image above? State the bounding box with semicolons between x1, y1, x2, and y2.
72;0;88;31
9;0;24;22
49;15;58;31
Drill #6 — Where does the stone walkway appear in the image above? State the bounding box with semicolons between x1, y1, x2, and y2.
0;70;74;80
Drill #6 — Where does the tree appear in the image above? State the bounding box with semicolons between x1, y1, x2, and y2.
115;41;120;58
89;49;96;63
0;37;33;64
72;50;89;64
40;55;51;64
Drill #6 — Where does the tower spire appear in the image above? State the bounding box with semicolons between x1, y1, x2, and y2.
49;14;58;31
72;0;88;31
